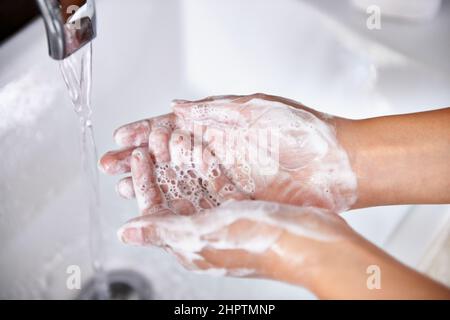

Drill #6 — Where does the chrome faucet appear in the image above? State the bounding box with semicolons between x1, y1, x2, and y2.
36;0;96;60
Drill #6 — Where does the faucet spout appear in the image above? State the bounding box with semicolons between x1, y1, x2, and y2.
36;0;96;60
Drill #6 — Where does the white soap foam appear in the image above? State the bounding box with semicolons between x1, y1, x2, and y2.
118;200;347;275
176;97;357;212
154;162;223;212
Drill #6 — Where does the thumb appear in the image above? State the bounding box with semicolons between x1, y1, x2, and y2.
117;200;282;250
116;200;255;247
117;206;224;250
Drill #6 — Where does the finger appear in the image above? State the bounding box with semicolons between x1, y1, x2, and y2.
190;135;248;202
130;147;165;214
209;164;249;201
117;212;194;247
98;147;134;175
116;176;135;199
101;129;184;176
172;95;242;107
114;113;176;148
100;123;173;175
169;130;194;167
170;199;197;216
117;200;273;248
148;125;172;163
173;97;245;127
172;93;281;125
166;130;212;213
116;201;281;277
174;93;292;129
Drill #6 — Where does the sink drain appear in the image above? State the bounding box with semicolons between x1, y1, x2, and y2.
78;269;153;300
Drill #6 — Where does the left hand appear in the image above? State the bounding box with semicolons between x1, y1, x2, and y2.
117;197;450;300
117;199;353;284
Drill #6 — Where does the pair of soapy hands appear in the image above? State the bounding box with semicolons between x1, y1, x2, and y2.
99;93;359;283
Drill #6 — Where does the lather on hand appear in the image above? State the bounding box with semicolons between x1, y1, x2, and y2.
99;94;450;299
100;93;358;214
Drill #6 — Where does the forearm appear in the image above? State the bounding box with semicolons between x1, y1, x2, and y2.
335;108;450;209
275;232;450;299
307;237;450;299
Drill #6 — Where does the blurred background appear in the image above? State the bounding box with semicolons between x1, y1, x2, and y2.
0;0;449;299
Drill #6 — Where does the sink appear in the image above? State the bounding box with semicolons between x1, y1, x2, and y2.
0;0;448;299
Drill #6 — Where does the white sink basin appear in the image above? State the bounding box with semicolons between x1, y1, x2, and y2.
0;0;448;299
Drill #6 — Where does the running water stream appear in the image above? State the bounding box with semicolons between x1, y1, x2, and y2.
60;43;109;299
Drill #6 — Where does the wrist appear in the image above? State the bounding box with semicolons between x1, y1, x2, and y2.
334;117;401;209
266;230;355;292
335;109;450;208
305;233;388;299
308;233;450;299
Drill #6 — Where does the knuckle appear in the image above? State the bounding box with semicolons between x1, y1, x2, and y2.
250;92;266;99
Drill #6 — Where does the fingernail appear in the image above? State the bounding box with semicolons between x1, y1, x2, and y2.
113;120;151;147
97;153;115;175
97;157;107;174
117;226;144;245
98;151;131;175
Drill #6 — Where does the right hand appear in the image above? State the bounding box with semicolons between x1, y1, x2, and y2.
100;93;358;213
